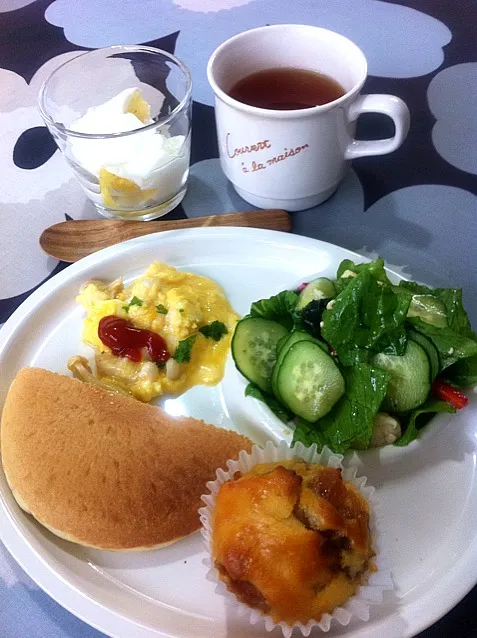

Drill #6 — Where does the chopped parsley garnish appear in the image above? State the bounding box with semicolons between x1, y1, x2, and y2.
199;321;228;341
173;335;197;363
122;296;143;312
179;308;184;313
156;304;168;315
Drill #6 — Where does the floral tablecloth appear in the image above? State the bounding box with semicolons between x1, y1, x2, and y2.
1;0;476;636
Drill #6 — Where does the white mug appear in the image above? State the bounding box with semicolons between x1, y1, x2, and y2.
207;24;410;211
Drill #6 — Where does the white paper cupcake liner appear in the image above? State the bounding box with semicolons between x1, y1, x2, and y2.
199;440;393;637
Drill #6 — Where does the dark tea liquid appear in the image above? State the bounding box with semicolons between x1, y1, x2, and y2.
228;67;346;110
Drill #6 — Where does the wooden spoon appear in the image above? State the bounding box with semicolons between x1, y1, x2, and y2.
40;209;291;262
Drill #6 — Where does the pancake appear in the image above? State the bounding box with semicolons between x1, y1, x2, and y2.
1;367;252;551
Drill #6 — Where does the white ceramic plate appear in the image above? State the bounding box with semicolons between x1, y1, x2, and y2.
1;228;476;638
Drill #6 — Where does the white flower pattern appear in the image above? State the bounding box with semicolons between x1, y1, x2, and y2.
173;0;254;11
0;53;93;299
428;62;477;176
0;0;38;12
45;0;451;105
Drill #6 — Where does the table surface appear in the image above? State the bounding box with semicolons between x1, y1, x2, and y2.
1;0;477;636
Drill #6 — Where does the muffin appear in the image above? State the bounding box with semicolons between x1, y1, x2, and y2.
211;459;374;626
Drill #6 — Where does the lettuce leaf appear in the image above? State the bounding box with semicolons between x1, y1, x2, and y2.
245;383;294;424
322;271;410;365
292;417;331;450
444;355;477;387
394;399;456;446
335;257;391;293
250;290;299;330
292;364;389;453
373;326;409;356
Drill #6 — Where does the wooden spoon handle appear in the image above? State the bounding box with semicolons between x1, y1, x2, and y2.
40;209;291;262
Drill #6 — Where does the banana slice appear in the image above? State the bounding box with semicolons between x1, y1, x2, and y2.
125;89;152;124
99;168;156;208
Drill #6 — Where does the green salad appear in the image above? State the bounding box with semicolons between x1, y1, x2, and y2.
232;257;477;453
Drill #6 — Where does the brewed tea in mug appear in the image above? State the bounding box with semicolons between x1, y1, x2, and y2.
228;67;346;110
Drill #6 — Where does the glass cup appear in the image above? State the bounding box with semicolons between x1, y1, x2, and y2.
39;45;192;221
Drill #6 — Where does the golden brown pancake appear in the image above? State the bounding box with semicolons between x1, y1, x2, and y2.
1;367;252;551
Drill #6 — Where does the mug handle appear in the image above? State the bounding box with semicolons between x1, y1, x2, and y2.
344;94;410;160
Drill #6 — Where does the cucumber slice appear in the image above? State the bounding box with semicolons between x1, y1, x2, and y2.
407;294;448;328
276;334;289;355
373;340;431;412
296;277;336;310
271;331;327;401
393;286;448;328
232;317;289;393
276;341;345;422
408;330;440;381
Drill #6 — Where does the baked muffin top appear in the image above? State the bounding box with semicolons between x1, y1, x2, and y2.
212;460;373;624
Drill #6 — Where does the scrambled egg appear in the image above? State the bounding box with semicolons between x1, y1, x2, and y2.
76;262;238;402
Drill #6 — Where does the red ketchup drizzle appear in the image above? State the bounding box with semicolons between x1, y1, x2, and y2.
98;316;170;364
